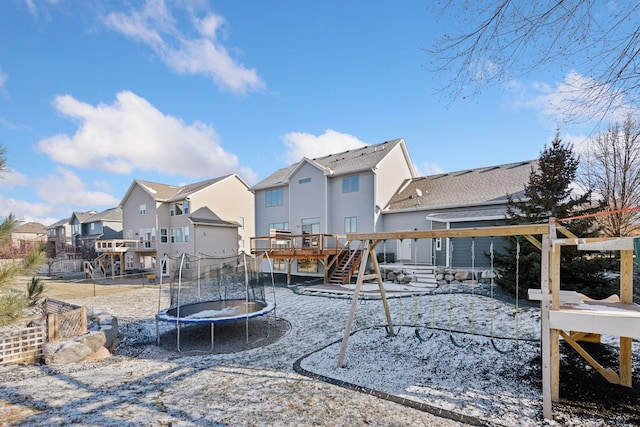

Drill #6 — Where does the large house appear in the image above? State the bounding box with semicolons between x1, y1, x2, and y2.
252;138;534;275
115;174;254;277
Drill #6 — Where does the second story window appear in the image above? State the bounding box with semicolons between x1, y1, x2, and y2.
160;228;168;243
170;201;190;216
298;178;311;184
266;188;283;207
342;175;359;193
139;204;147;215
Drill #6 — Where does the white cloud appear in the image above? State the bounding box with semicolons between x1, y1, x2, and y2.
0;168;28;188
417;162;446;177
0;194;56;224
103;0;264;94
0;66;7;96
516;71;636;125
37;91;252;179
281;130;367;164
35;167;120;207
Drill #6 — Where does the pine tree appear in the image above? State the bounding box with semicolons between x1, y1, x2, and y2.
495;133;616;299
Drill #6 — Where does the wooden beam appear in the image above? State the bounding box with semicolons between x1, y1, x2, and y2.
621;337;633;387
370;245;395;337
560;330;621;385
337;241;370;368
621;250;634;304
556;226;577;239
523;235;542;251
347;223;549;242
620;249;634;387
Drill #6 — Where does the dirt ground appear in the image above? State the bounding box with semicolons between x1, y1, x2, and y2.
14;275;148;301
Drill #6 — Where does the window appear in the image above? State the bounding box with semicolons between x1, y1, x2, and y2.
125;254;134;269
266;188;283;207
268;222;289;231
170;227;189;243
170;200;189;216
345;217;357;233
272;259;286;271
139;204;147;215
298;259;318;273
90;223;95;231
160;228;168;243
298;177;311;184
342;175;359;193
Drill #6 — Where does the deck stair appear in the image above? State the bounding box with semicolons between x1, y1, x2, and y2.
329;249;363;285
381;263;438;288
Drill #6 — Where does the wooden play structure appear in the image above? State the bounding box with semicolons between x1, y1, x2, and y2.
334;221;639;421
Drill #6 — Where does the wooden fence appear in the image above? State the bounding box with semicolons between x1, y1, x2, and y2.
0;299;88;365
0;326;46;365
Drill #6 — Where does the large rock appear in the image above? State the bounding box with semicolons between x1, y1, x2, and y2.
76;331;106;352
81;346;111;363
44;341;92;365
98;315;119;349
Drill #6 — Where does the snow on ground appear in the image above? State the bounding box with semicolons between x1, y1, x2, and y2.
0;281;638;426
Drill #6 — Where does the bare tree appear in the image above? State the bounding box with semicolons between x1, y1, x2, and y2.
581;114;640;236
428;1;640;122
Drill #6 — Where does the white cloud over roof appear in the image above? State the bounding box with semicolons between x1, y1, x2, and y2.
281;129;366;164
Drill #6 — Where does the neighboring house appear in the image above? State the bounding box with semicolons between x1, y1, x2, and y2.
78;207;124;255
69;211;97;248
117;174;254;277
46;217;72;255
12;222;47;254
381;160;537;268
252;138;416;276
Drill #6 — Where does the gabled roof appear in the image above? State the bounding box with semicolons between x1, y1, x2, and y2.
48;217;71;228
70;210;98;224
385;160;537;212
14;222;46;234
86;207;123;224
121;174;243;205
252;138;411;191
188;207;239;228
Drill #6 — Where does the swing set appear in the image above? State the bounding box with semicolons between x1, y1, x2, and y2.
336;220;640;421
407;235;520;352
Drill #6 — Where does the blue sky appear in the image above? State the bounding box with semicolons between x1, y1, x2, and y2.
0;1;605;225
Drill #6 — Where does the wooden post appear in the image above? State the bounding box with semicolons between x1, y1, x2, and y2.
337;241;371;368
80;306;88;335
548;222;561;402
369;242;394;335
47;313;58;342
540;232;553;419
620;249;634;387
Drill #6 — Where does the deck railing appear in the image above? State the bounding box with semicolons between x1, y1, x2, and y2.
95;239;156;252
250;233;348;256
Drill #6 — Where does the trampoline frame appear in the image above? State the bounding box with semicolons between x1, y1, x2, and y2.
155;252;277;352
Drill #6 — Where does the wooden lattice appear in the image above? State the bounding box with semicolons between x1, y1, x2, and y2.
0;326;46;366
48;306;87;341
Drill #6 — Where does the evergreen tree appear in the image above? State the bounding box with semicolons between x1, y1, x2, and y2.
495;133;616;299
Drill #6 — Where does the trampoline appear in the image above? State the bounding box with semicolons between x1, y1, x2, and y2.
157;299;275;324
155;251;277;352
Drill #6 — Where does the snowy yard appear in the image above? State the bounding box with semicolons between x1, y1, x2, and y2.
0;279;638;426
